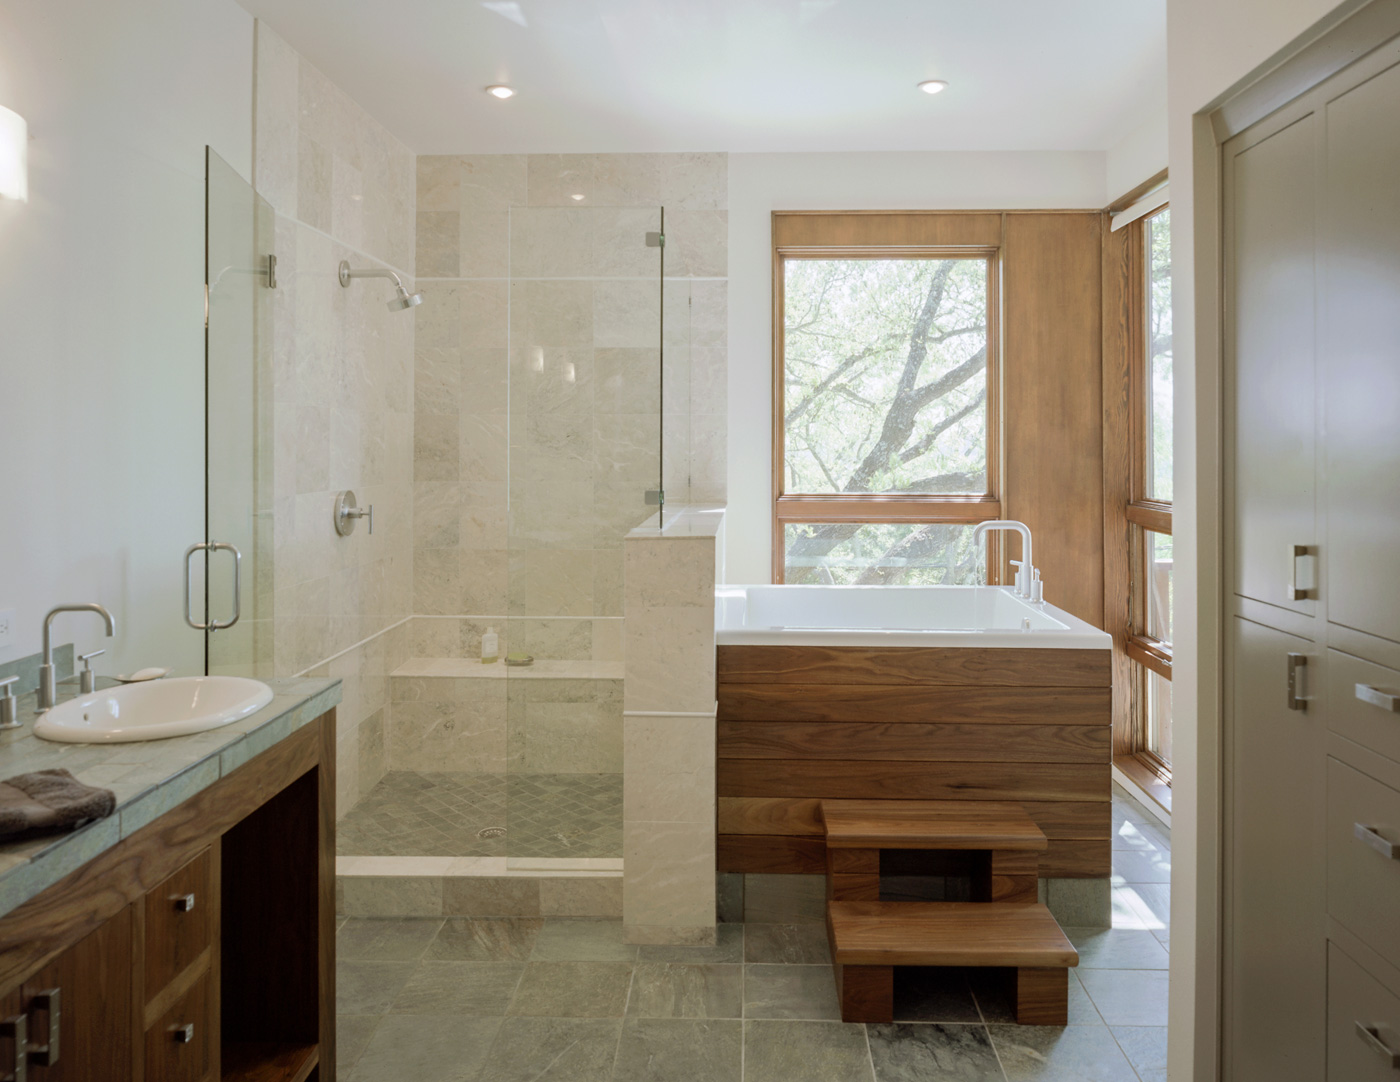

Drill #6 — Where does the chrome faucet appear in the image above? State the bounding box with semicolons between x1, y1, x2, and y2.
972;520;1040;601
38;604;115;710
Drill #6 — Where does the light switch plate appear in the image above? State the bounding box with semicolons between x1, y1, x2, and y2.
0;609;13;648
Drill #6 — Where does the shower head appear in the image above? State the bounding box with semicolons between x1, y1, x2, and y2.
388;284;423;312
339;259;422;314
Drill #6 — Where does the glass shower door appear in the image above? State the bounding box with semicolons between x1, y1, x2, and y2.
201;148;275;676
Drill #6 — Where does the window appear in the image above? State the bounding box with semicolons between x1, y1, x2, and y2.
774;251;1000;583
1126;206;1173;777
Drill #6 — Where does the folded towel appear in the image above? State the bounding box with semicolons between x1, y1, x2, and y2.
0;769;116;839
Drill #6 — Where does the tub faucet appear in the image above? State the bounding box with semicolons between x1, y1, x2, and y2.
37;604;116;710
972;521;1038;600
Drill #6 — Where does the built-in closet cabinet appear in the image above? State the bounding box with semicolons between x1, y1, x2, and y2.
1224;28;1400;1082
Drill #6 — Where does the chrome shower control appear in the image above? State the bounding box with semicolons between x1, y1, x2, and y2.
335;491;374;537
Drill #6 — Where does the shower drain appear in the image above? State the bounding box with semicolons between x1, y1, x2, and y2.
477;827;506;839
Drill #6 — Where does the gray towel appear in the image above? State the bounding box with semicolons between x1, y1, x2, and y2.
0;769;116;838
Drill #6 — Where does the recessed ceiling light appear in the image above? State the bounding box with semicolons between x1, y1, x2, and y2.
570;193;585;201
918;80;949;95
485;85;516;99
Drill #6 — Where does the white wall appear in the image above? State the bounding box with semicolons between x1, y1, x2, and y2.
1107;111;1169;203
724;150;1108;584
0;0;253;678
1165;0;1361;1078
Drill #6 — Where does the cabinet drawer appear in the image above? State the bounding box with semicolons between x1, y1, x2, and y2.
1329;943;1400;1081
1329;650;1400;764
1328;758;1400;968
145;848;212;997
144;972;210;1082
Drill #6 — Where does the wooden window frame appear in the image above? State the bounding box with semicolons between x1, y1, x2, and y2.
771;239;1004;583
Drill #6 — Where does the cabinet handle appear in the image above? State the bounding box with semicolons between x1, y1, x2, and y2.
1355;823;1400;860
1356;1022;1400;1068
25;989;58;1068
170;1024;195;1044
1288;544;1317;600
1357;684;1400;713
171;893;196;913
1287;653;1309;711
0;1015;27;1082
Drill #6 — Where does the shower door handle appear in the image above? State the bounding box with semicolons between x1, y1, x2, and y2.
183;541;242;632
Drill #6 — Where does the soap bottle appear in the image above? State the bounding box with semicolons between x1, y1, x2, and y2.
481;627;499;664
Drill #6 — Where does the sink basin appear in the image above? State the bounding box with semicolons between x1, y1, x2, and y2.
34;676;275;744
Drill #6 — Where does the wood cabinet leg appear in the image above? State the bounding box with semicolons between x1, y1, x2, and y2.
1014;966;1068;1025
835;964;893;1023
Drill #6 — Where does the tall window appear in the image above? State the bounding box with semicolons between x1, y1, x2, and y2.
775;252;1000;583
1128;207;1173;771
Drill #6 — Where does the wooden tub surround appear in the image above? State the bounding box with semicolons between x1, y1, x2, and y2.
716;644;1114;879
0;708;337;1082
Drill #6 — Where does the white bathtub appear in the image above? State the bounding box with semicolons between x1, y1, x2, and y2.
715;585;1112;650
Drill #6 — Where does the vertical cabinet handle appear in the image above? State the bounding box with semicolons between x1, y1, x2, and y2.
24;989;58;1068
172;893;196;913
1288;544;1317;600
1287;653;1309;711
1357;684;1400;713
170;1023;195;1044
1354;823;1400;860
1356;1022;1400;1068
0;1015;26;1082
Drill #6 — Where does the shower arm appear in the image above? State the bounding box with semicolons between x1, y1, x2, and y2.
338;261;408;291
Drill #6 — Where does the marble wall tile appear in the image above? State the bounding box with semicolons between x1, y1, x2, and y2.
510;207;595;278
442;875;541;917
540;876;624;918
417;211;459;277
509;698;622;774
388;698;507;773
623;603;717;715
253;22;299;215
663;210;728;278
527;154;599;206
656;152;727;210
623;714;715;824
594;208;663;277
623;821;716;930
594;280;660;348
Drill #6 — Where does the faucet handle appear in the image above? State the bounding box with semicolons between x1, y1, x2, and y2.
78;650;104;694
0;676;19;731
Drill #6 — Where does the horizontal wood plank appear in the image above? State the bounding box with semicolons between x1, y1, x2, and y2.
773;211;1005;249
718;683;1111;725
719;797;1111;841
718;834;1109;878
717;646;1110;687
718;759;1110;803
719;721;1110;763
829;900;1078;968
822;800;1047;850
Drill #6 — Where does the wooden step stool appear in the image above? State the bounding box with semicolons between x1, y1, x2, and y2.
827;900;1079;1025
819;799;1048;904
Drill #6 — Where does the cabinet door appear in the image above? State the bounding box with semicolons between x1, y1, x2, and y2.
21;907;133;1082
1227;618;1327;1081
1228;112;1319;615
1323;57;1400;645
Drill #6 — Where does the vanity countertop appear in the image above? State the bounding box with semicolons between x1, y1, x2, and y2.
0;676;341;920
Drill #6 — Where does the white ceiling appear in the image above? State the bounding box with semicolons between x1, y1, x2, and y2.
236;0;1166;155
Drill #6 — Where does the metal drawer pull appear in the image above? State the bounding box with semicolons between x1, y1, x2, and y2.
1288;544;1317;600
1288;653;1309;711
0;1015;26;1082
25;989;59;1067
170;1024;195;1044
172;893;196;913
1355;823;1400;859
1356;1022;1400;1068
1357;684;1400;713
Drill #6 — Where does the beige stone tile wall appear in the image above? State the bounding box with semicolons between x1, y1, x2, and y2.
253;21;416;817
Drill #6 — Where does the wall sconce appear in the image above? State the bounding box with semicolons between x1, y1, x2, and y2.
0;105;28;202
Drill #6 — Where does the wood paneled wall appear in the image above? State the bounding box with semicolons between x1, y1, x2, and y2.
716;645;1114;879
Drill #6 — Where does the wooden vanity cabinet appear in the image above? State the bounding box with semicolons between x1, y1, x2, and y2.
0;709;335;1082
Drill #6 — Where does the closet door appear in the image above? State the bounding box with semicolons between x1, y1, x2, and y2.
1228;112;1319;616
1323;58;1400;645
1227;618;1327;1082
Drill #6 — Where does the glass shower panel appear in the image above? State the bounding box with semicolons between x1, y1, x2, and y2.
204;148;275;677
504;204;662;866
663;278;694;511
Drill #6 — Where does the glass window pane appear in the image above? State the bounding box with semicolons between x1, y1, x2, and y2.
1147;667;1173;765
784;523;982;586
1146;209;1173;501
783;258;989;496
1146;529;1173;646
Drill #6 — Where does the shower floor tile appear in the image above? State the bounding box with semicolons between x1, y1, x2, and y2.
337;771;622;859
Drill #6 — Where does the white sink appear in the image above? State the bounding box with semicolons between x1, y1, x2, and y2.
34;676;275;744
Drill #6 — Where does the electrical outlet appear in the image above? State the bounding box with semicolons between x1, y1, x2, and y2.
0;609;13;648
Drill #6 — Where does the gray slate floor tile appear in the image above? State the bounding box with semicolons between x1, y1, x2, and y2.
338;918;444;961
1110;849;1171;884
744;923;832;964
508;960;634;1017
744;964;842;1020
744;1019;875;1082
867;1023;1003;1082
971;968;1104;1026
347;1014;500;1082
891;967;981;1024
1111;1024;1168;1072
611;1018;743;1082
389;960;523;1015
1063;927;1170;970
335;1013;380;1074
336;960;416;1015
989;1023;1139;1082
427;917;543;961
530;917;638;962
475;1016;621;1082
1077;969;1170;1027
626;962;743;1018
638;922;744;964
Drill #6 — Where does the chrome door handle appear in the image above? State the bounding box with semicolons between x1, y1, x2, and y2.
1288;544;1317;600
1358;684;1400;713
0;1015;26;1082
26;989;58;1068
183;541;242;632
1287;653;1309;711
1354;823;1399;860
1356;1022;1400;1068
